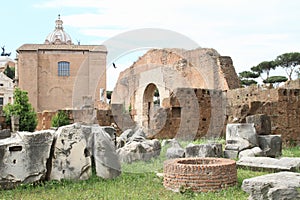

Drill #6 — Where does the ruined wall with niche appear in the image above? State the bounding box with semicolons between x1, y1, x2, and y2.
149;88;227;140
226;85;300;144
112;48;240;130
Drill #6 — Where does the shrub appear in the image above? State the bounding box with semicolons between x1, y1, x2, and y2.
3;88;37;132
51;110;70;127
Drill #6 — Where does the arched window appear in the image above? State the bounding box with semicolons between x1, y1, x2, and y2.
58;61;70;76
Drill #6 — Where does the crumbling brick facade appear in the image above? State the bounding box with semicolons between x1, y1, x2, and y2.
149;88;227;140
112;48;240;130
227;85;300;144
36;84;300;145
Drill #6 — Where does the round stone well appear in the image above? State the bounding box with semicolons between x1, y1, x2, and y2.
163;157;237;192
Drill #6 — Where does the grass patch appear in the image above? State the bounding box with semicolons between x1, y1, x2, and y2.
0;170;258;200
282;145;300;157
0;139;296;200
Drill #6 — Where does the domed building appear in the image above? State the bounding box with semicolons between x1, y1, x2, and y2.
44;15;73;45
16;15;107;112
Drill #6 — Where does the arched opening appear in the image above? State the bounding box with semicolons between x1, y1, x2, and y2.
142;83;160;130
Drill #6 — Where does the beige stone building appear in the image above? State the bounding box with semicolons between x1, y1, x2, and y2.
16;15;107;112
0;72;14;107
0;56;15;72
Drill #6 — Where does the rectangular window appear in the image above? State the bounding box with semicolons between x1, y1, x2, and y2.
0;97;3;105
58;61;70;76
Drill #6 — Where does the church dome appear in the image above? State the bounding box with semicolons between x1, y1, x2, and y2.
44;15;73;45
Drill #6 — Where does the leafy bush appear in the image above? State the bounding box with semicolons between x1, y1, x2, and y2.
51;110;70;127
3;88;37;132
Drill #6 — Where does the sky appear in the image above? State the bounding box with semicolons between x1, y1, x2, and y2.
1;0;299;90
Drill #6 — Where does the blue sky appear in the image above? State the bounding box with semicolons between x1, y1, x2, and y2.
1;0;300;89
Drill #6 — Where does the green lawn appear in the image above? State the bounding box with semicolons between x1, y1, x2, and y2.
0;169;267;200
0;143;299;200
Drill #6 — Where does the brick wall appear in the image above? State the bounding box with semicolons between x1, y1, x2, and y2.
150;88;226;140
36;109;116;131
227;86;300;144
35;85;300;144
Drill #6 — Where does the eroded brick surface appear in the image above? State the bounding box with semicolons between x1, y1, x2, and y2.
163;158;237;192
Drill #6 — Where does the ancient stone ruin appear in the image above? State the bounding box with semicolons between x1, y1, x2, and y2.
33;49;300;147
111;48;240;139
2;47;300;199
242;172;300;199
0;122;163;189
0;124;121;189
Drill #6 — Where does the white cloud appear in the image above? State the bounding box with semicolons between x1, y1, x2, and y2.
33;0;300;75
34;0;104;8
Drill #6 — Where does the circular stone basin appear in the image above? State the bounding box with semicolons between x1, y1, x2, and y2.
163;157;237;192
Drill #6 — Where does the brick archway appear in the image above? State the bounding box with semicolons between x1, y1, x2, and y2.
142;83;159;129
111;48;240;136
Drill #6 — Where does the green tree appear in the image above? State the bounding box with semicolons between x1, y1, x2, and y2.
251;61;276;81
3;65;15;80
239;71;259;87
51;110;70;127
240;79;258;86
263;76;288;85
3;88;37;132
275;52;300;80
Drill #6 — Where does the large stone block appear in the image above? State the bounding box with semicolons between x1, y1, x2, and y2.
242;172;300;200
50;124;92;181
117;139;161;163
237;157;300;172
246;114;271;135
166;140;185;159
92;125;121;179
117;141;146;163
185;143;223;158
258;135;282;158
0;130;54;189
140;139;161;161
224;150;239;159
238;147;263;159
225;123;258;151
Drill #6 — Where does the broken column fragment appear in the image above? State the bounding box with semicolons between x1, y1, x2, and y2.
0;130;54;189
49;123;92;181
92;125;121;179
225;123;258;151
